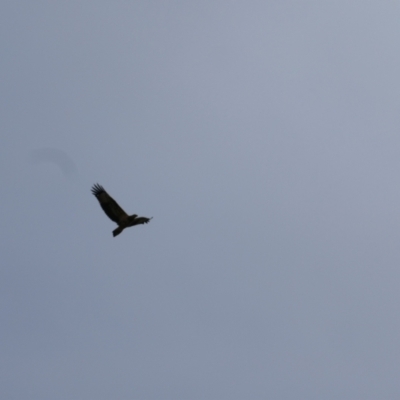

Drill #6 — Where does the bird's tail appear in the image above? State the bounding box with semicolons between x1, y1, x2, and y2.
113;226;124;237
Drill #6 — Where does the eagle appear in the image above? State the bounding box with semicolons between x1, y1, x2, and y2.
91;183;152;237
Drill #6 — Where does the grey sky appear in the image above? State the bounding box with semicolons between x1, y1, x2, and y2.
2;1;400;399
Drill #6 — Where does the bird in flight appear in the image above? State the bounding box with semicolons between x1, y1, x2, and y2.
91;183;152;237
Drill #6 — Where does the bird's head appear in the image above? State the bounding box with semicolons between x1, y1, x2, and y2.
128;214;138;222
134;216;152;225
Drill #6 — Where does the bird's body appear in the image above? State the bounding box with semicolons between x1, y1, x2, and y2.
91;183;152;237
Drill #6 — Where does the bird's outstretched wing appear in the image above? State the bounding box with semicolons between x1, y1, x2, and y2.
91;183;128;224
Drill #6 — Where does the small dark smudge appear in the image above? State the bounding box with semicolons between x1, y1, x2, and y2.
29;147;78;178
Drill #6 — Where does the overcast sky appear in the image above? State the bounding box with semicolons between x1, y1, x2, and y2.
2;1;400;399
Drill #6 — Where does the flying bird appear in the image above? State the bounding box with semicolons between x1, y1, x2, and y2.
91;183;152;237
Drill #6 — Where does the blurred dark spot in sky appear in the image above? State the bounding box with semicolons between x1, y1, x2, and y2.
29;147;78;178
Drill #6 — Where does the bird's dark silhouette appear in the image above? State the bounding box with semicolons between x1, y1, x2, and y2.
91;183;152;237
